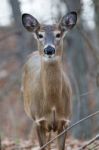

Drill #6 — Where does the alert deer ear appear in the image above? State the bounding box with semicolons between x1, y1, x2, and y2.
60;11;77;31
22;13;40;32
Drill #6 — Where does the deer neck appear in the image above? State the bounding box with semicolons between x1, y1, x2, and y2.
41;56;62;101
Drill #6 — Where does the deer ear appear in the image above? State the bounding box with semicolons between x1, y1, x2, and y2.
22;13;40;32
60;11;77;31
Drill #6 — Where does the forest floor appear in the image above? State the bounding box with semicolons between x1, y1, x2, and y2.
1;137;99;150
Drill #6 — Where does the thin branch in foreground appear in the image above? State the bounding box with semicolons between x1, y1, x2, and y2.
91;143;99;150
78;134;99;150
39;110;99;150
79;88;98;97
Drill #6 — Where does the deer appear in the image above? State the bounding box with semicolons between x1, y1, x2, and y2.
22;11;77;150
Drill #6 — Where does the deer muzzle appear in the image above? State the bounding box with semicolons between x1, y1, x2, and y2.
44;45;55;56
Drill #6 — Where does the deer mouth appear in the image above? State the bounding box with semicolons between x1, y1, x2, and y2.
44;54;55;59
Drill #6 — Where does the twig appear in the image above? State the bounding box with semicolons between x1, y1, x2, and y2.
79;88;98;97
39;110;99;150
78;134;99;150
91;143;99;150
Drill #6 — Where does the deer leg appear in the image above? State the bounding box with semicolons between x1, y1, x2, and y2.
35;118;47;150
47;132;51;150
57;119;70;150
57;127;67;150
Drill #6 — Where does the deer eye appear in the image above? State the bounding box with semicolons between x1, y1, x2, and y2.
56;33;61;38
38;33;43;39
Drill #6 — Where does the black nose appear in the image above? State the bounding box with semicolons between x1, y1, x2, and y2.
44;46;55;55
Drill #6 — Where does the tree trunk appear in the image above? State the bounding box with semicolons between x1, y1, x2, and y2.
63;0;93;139
9;0;37;62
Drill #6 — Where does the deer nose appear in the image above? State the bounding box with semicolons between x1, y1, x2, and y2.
44;46;55;55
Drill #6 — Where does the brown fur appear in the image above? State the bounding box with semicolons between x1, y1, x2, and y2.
23;51;72;121
22;50;72;149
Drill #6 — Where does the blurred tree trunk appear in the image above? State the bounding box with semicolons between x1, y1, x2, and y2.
94;0;99;37
82;0;99;138
9;0;36;62
64;0;80;12
91;0;99;136
93;0;99;61
63;0;94;139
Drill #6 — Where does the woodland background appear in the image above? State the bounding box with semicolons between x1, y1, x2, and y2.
0;0;99;149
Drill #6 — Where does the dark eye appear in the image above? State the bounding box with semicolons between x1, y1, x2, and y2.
38;33;43;39
56;33;61;38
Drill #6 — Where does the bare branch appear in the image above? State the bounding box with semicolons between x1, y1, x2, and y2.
78;134;99;150
39;110;99;150
79;88;98;97
91;143;99;149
